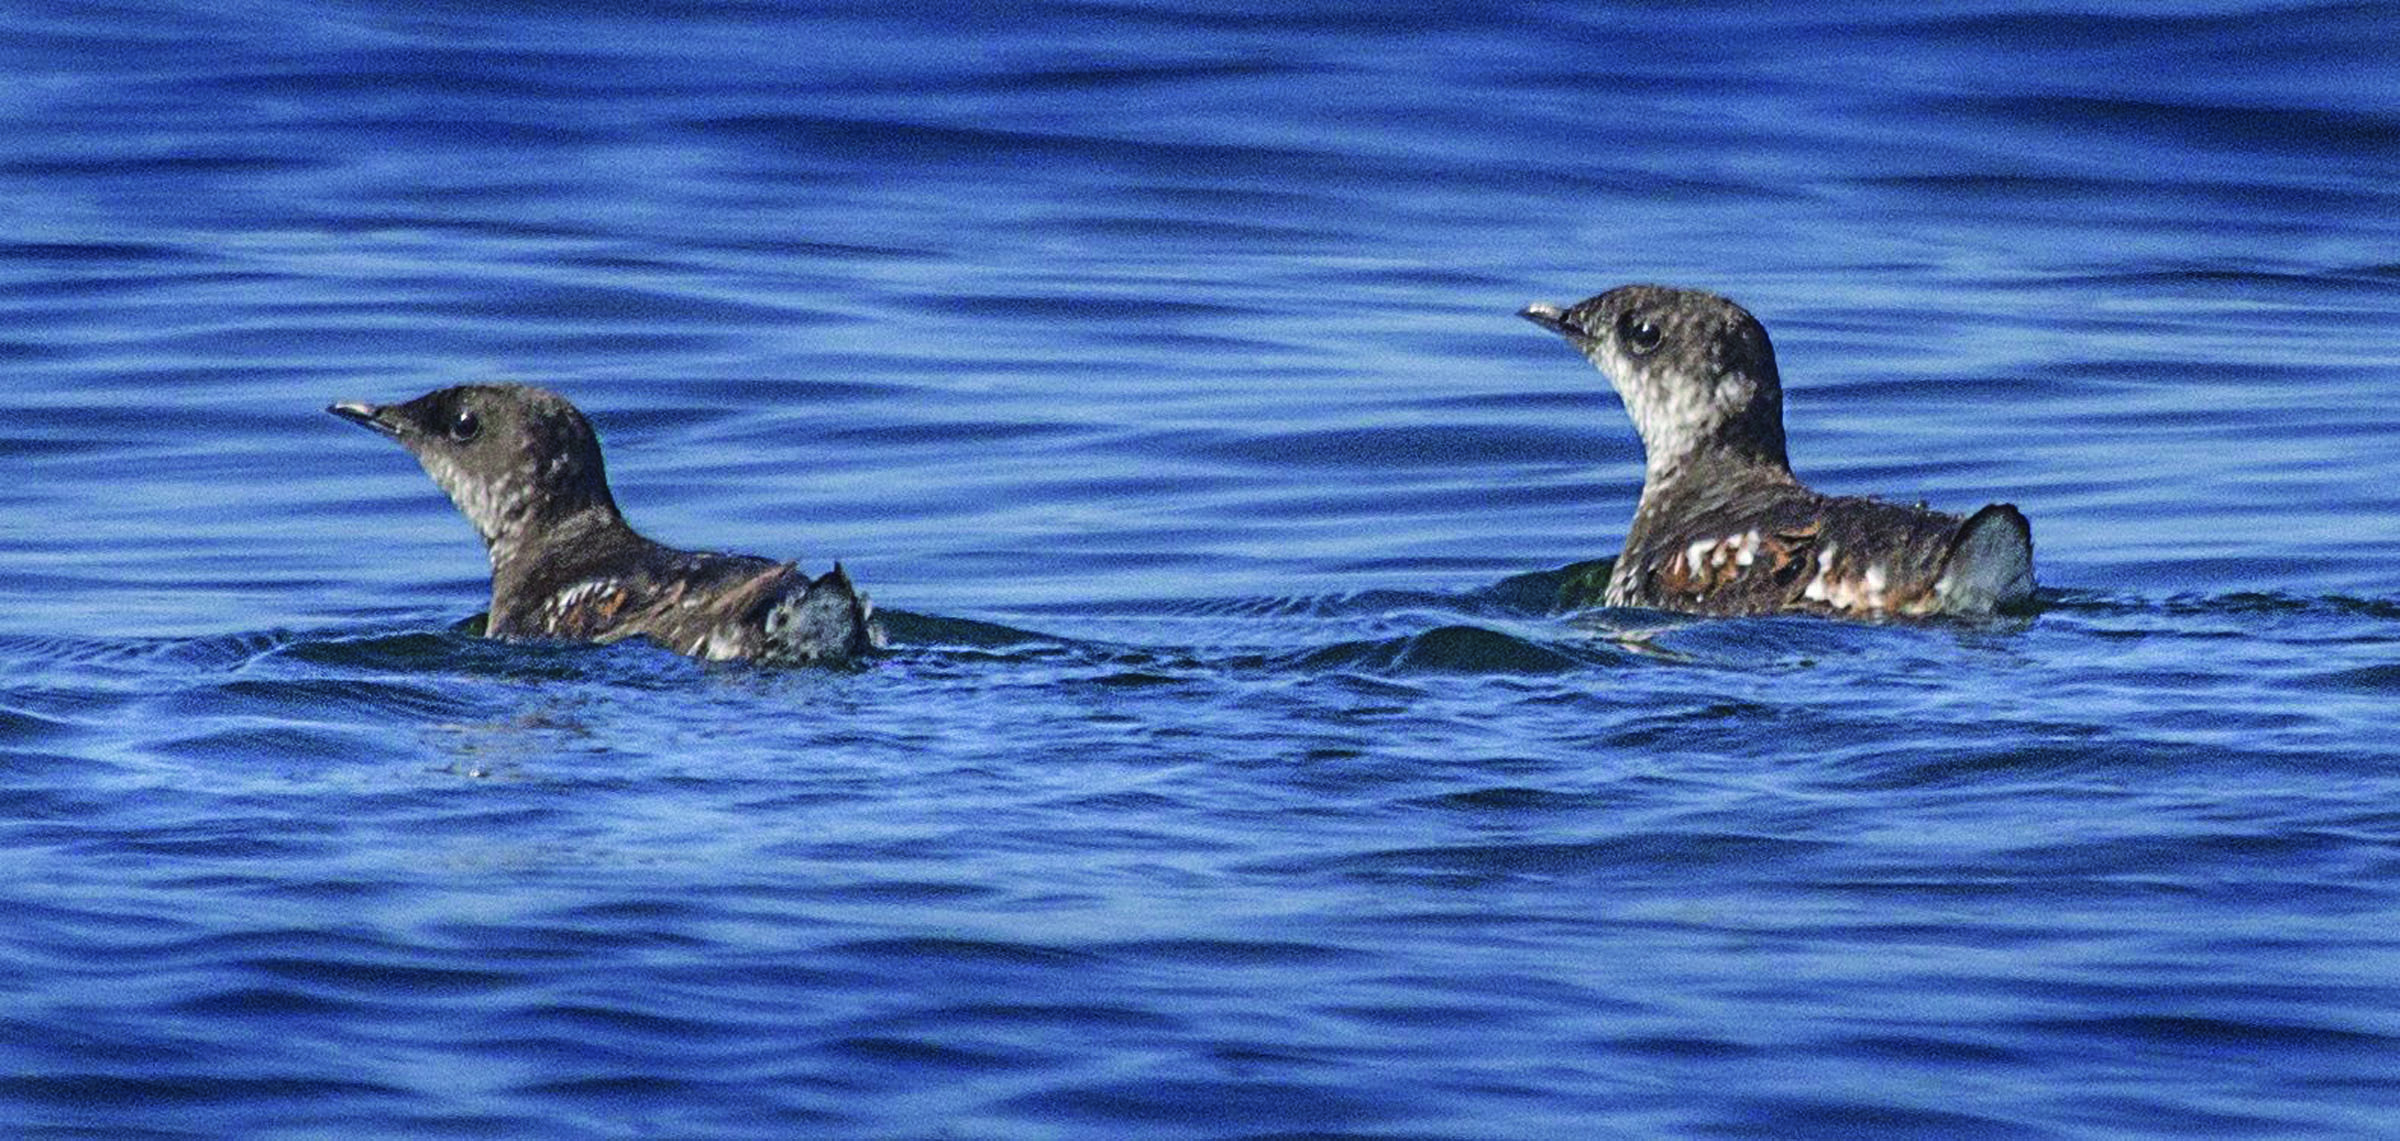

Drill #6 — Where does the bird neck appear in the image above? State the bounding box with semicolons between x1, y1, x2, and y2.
1642;435;1793;491
487;505;639;603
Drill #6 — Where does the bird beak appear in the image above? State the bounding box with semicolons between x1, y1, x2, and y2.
1518;302;1580;338
327;400;403;438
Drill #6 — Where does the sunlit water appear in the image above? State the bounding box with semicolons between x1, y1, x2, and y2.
5;2;2399;1137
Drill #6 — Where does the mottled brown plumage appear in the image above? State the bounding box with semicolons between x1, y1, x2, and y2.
1521;285;2033;618
329;384;881;663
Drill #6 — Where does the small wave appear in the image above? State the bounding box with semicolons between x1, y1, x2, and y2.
1477;558;1617;613
1246;830;1835;887
1273;623;1630;675
0;704;75;744
23;579;2384;700
265;627;700;686
2036;587;2400;621
1004;1075;1408;1132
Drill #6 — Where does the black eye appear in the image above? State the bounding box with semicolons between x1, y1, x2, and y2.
447;408;481;443
1620;314;1664;356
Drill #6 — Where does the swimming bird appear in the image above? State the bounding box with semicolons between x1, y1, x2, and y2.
1520;285;2034;618
328;384;882;663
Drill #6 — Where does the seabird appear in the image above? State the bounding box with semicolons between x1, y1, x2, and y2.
329;383;882;663
1521;285;2034;618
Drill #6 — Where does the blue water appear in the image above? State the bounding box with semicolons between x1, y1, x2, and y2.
6;2;2400;1136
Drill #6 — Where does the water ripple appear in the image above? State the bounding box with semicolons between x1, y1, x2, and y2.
5;1;2399;1136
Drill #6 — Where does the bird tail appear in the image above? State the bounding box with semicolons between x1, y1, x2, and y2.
1937;504;2035;614
761;563;886;664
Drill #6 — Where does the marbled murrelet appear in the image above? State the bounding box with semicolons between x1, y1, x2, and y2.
329;384;882;663
1521;285;2034;618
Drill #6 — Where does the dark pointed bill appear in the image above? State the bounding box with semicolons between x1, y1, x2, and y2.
1518;302;1581;339
327;401;399;436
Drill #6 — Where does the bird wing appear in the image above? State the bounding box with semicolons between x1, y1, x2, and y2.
598;558;801;659
1619;490;1984;618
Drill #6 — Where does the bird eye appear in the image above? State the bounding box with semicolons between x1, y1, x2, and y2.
447;409;481;443
1620;314;1664;356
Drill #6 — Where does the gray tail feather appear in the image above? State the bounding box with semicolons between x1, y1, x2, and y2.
1938;504;2035;614
761;562;886;664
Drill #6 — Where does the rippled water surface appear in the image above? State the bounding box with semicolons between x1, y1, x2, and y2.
6;2;2400;1137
